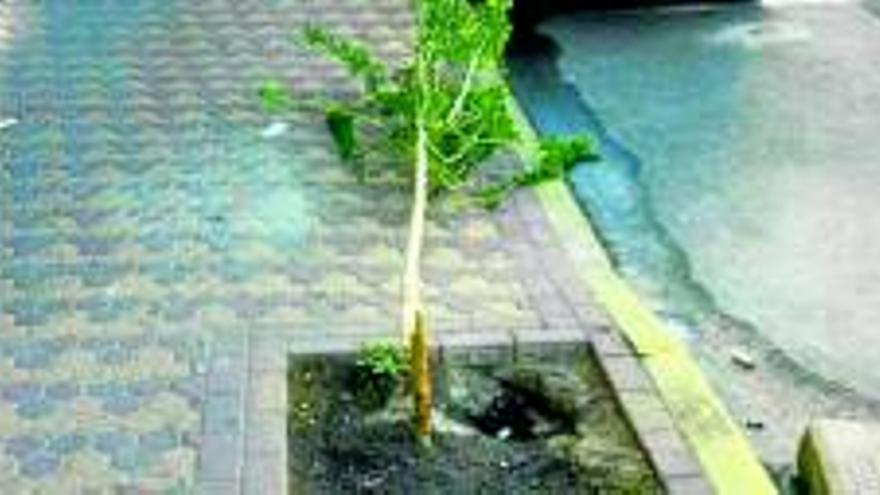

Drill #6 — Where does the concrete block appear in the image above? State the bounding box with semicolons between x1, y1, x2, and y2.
799;419;880;495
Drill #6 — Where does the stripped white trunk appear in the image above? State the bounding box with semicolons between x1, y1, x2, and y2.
403;51;434;445
401;120;429;339
403;1;433;445
402;2;430;340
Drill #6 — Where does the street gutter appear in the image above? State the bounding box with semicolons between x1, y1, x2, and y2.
507;97;778;495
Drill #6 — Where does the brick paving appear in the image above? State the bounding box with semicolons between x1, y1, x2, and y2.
0;1;619;492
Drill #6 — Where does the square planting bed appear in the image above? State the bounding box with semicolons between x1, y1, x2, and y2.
287;341;663;494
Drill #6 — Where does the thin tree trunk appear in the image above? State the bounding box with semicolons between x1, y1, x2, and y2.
410;310;432;447
401;16;433;443
401;120;429;340
405;116;433;446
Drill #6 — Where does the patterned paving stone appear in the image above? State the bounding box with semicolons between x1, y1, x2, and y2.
0;0;612;492
0;0;414;490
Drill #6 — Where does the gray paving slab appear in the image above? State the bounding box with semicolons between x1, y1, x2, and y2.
0;1;713;493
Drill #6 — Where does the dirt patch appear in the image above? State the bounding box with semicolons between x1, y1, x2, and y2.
288;345;661;494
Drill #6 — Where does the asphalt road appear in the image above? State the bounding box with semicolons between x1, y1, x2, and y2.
527;0;880;464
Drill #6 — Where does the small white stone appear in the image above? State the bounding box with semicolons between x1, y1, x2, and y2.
730;348;757;370
496;427;512;440
362;474;384;489
261;121;289;139
0;117;17;130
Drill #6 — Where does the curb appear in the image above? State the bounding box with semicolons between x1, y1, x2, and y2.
270;325;715;494
508;97;778;495
798;419;880;495
284;328;705;492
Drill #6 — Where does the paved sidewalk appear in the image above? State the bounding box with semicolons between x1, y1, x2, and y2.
0;1;610;492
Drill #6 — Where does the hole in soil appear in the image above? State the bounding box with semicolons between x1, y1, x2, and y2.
469;378;575;441
289;349;663;493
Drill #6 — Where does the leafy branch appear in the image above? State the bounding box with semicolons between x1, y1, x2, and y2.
260;0;597;446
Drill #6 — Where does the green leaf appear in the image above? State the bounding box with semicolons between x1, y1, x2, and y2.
303;26;388;91
258;79;292;113
538;135;598;174
475;183;510;210
508;135;597;188
356;342;407;377
325;105;359;162
263;0;599;210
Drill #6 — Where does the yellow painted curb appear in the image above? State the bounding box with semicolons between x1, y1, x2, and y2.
508;99;778;495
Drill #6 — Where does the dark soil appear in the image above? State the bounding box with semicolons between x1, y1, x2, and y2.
288;346;662;494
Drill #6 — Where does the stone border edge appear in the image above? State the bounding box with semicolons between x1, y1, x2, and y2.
282;327;711;493
506;96;777;495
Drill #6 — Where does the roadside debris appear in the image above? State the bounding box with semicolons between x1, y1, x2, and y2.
745;419;765;431
260;121;288;139
496;426;512;441
0;117;17;130
730;348;756;370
